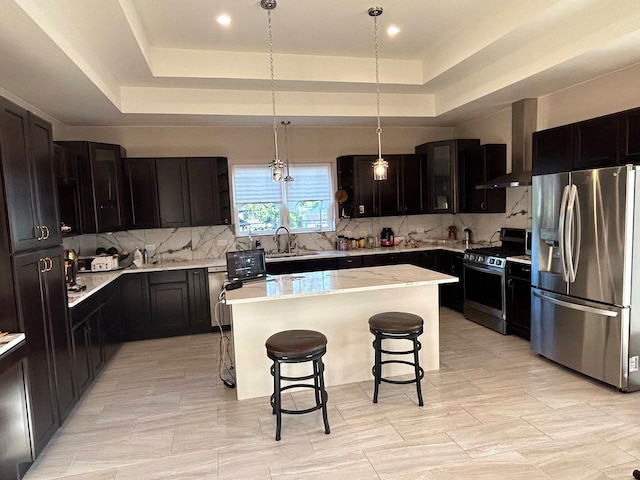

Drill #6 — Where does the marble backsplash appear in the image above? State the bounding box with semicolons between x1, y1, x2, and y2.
63;187;530;261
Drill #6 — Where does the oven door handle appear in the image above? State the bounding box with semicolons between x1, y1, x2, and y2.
463;263;504;276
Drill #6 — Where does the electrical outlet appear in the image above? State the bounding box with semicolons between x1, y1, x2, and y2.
217;239;228;246
145;244;156;251
416;227;424;234
344;231;352;237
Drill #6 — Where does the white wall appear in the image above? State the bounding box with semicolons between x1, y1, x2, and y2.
538;63;640;130
58;125;454;164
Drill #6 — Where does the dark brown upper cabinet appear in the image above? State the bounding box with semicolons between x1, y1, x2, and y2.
532;106;640;175
53;144;81;236
532;124;574;175
574;114;620;170
156;158;191;228
415;139;481;214
126;156;231;229
124;158;160;229
187;157;224;226
0;96;61;253
621;108;640;164
57;141;128;233
460;143;506;213
336;154;426;218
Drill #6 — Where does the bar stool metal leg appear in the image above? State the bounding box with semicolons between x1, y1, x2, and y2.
413;337;423;406
373;334;382;403
317;357;330;435
274;361;282;441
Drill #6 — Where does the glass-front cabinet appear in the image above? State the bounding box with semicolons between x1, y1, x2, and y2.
429;142;453;213
57;141;128;233
92;144;123;231
415;139;481;215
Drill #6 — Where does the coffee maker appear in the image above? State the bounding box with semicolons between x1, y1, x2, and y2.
380;228;394;247
64;249;77;287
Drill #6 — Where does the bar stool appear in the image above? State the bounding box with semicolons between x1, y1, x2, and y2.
368;312;424;406
265;329;330;441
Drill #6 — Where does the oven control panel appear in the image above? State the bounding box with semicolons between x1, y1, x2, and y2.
463;253;505;268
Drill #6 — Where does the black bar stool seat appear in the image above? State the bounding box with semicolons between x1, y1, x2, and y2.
369;312;424;406
265;329;330;441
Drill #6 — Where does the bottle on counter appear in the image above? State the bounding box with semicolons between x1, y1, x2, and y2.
142;248;148;264
133;247;143;267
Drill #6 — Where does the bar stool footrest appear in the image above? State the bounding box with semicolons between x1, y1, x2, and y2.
371;359;424;385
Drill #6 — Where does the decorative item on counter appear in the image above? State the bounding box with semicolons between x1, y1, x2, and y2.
448;225;458;240
358;237;365;248
380;227;394;247
366;234;374;249
142;248;148;264
133;247;143;268
374;235;380;248
464;228;473;248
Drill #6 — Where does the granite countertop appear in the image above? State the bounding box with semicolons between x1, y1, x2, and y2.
67;242;472;308
0;333;26;358
225;264;458;305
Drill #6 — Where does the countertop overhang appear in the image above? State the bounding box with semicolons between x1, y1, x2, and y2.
225;264;458;305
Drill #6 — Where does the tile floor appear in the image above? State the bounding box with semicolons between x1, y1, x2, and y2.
23;308;640;480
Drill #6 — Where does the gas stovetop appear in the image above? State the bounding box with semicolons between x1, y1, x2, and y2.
463;228;526;269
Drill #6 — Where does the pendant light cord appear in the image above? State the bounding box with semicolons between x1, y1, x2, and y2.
374;12;382;160
267;9;279;161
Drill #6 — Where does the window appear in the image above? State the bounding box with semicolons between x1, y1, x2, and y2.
232;163;335;235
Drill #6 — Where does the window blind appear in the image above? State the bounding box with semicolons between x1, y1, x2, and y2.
287;165;332;202
234;166;281;203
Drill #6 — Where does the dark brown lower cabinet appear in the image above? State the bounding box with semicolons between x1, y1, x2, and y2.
0;344;33;480
506;262;531;340
122;269;211;340
70;278;123;398
438;251;464;312
12;248;75;456
266;257;338;275
149;270;191;337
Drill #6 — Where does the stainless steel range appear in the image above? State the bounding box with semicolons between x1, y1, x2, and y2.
463;228;526;334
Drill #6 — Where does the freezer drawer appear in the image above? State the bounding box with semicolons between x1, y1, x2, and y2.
531;288;628;390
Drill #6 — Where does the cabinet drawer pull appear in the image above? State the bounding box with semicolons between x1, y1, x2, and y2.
46;257;53;272
42;225;50;240
35;225;43;241
39;258;47;273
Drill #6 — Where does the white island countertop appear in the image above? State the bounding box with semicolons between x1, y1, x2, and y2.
225;264;458;305
0;333;26;358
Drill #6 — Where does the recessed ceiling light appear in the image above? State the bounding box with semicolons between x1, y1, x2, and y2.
217;15;231;26
387;26;400;36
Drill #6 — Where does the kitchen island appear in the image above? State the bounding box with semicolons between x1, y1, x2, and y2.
225;264;457;400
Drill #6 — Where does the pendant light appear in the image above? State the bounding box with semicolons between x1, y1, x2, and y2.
369;6;388;181
281;120;294;182
262;0;288;182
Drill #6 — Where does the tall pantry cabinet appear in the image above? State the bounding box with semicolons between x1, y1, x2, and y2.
0;95;74;462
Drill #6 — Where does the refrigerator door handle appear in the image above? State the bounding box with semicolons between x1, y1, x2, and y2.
558;184;571;282
532;290;618;317
565;184;578;283
572;186;581;282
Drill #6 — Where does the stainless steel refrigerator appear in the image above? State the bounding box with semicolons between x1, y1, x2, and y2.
531;164;640;391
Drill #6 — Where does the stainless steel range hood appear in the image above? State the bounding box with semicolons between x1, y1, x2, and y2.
476;98;537;189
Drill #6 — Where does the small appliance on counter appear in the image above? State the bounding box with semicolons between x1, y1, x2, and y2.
64;249;77;287
380;227;394;247
90;255;119;272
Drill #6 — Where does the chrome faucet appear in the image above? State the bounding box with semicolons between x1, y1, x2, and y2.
247;227;254;249
273;226;291;253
